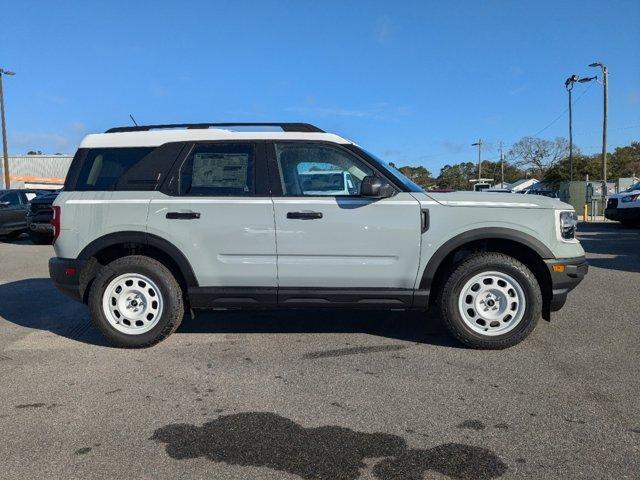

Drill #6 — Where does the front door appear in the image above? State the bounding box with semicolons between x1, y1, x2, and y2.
0;191;27;233
269;142;422;306
147;142;277;306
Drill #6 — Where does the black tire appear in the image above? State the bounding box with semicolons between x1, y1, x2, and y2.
28;231;53;245
6;229;26;240
439;252;542;349
88;255;184;348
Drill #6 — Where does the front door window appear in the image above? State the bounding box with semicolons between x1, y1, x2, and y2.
274;143;373;196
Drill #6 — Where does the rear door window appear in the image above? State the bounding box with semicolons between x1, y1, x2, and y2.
179;143;255;196
74;148;155;191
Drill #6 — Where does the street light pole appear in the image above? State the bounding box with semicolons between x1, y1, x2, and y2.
499;141;504;185
564;75;577;182
589;62;608;201
472;139;482;180
0;68;16;189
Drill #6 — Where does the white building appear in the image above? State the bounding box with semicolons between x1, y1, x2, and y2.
1;154;73;189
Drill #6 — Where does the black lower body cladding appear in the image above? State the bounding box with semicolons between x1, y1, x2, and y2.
544;256;588;312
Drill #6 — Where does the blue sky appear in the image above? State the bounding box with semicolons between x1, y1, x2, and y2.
2;0;639;174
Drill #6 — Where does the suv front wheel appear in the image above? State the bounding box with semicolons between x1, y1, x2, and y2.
439;252;542;349
88;255;184;348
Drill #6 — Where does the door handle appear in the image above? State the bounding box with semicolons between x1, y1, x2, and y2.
286;211;323;220
166;211;201;220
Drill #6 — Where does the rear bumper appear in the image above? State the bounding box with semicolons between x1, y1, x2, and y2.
49;257;89;303
604;207;640;222
545;256;588;312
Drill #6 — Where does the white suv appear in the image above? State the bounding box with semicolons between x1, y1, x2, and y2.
605;181;640;226
49;123;587;349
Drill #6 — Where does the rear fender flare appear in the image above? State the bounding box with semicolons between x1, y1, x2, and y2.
77;231;198;287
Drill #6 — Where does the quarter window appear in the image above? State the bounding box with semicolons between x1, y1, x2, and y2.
75;148;155;191
274;143;373;196
180;143;255;196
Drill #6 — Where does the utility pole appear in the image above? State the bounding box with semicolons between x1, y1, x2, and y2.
499;141;505;185
589;62;608;203
472;139;482;180
0;68;16;189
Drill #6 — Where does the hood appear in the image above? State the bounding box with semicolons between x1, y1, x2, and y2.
610;188;640;200
30;192;59;205
414;191;570;210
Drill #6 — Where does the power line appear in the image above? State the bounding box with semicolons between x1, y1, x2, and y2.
530;81;595;137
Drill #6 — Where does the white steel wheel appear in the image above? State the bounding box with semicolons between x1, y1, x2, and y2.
102;273;164;335
457;270;527;336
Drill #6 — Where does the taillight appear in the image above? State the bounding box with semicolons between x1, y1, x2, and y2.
51;205;61;242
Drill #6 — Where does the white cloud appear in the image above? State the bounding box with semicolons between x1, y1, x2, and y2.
9;122;88;154
286;103;410;121
375;17;395;43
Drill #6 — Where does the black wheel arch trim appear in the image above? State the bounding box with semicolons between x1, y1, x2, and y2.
77;231;198;287
419;227;554;290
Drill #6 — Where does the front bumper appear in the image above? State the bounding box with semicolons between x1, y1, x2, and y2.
49;257;89;303
544;256;588;312
604;207;640;223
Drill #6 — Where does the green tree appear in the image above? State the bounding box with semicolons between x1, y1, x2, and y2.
480;160;525;184
609;142;640;179
396;165;433;189
436;162;476;190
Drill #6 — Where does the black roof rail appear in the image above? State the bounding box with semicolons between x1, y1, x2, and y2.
105;123;325;133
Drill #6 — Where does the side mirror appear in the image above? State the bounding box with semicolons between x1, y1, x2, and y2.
360;176;396;198
0;201;10;208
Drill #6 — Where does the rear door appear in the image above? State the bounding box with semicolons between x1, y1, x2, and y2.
269;142;422;306
147;142;277;306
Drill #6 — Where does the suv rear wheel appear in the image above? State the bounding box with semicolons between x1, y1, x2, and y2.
88;255;184;348
439;252;542;349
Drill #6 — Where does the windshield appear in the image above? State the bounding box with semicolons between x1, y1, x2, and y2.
360;149;425;192
625;182;640;192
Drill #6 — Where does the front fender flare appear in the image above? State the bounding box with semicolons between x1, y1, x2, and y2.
418;227;554;290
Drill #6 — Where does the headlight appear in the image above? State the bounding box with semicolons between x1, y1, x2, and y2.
559;211;578;240
621;194;639;203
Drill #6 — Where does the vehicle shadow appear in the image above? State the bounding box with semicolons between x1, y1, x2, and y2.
577;222;640;273
0;278;460;348
0;278;110;347
180;308;458;347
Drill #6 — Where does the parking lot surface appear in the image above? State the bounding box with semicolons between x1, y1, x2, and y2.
0;223;638;479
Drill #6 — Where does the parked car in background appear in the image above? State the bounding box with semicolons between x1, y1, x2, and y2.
605;181;640;227
521;189;559;199
485;188;513;193
0;189;44;240
26;191;59;244
298;170;358;195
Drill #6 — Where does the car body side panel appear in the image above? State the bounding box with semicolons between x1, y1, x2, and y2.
53;191;151;259
412;192;585;290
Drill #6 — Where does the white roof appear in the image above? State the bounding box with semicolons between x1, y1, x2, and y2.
79;129;351;148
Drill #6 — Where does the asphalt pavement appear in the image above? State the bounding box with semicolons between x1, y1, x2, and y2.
0;223;638;479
